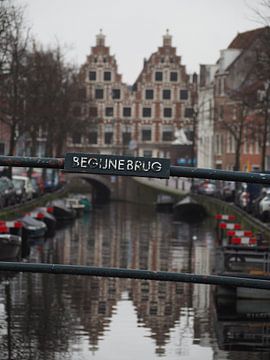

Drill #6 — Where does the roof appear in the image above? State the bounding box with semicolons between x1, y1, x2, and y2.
228;27;268;49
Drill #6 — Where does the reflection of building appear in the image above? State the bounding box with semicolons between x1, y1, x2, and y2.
1;203;226;358
66;30;197;163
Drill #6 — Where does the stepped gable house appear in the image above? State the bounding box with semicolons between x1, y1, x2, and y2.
67;30;197;164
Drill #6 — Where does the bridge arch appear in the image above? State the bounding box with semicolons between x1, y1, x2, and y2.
65;173;113;204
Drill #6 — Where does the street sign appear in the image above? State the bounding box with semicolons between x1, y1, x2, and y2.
64;153;171;178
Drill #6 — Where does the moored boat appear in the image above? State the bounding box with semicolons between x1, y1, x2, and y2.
31;208;57;236
65;198;85;216
0;234;22;260
51;200;75;221
78;196;92;212
20;215;47;238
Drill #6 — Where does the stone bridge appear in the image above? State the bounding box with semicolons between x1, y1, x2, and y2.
65;172;190;205
65;172;117;203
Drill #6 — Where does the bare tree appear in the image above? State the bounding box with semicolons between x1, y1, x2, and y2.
219;85;258;171
23;44;80;158
0;3;30;163
0;0;11;71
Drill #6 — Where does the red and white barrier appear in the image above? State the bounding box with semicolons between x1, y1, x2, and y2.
227;230;253;237
215;214;236;221
231;236;257;246
0;220;23;233
219;222;241;230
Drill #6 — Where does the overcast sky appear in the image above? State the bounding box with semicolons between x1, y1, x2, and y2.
22;0;268;84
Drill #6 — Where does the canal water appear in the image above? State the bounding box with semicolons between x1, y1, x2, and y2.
0;200;269;359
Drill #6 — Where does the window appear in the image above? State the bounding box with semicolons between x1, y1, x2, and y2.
89;71;96;81
219;105;224;119
89;132;98;144
163;89;171;100
112;89;121;99
104;71;111;81
0;143;5;155
123;107;131;117
184;107;194;118
163;108;172;118
104;132;113;144
78;88;86;100
95;88;104;99
141;128;152;141
170;72;178;81
180;90;188;100
143;150;152;157
145;89;154;100
162;126;173;141
142;107;152;117
72;133;81;144
122;132;131;145
105;107;114;117
155;71;163;81
89;107;98;117
215;134;223;155
104;124;113;144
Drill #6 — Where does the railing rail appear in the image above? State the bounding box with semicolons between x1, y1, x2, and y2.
0;155;270;184
0;262;269;290
0;153;269;289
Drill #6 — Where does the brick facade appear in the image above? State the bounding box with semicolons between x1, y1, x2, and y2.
66;30;197;164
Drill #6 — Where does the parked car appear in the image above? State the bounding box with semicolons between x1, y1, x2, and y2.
197;180;217;196
12;176;34;201
0;177;17;207
235;182;262;213
12;178;27;203
258;189;270;221
220;181;235;202
31;178;41;198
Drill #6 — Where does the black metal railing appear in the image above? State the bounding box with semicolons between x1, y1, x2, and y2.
0;154;270;184
0;154;269;289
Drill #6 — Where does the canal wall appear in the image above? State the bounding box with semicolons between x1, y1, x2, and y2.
116;177;188;204
192;194;270;242
64;175;270;242
128;177;270;242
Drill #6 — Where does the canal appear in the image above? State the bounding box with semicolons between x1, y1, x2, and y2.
0;199;268;359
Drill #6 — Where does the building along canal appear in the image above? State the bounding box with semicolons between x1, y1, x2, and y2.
0;199;269;359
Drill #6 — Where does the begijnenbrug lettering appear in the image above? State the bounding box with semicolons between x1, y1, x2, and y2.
72;156;162;173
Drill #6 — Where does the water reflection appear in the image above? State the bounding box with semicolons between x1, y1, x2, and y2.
0;201;269;358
